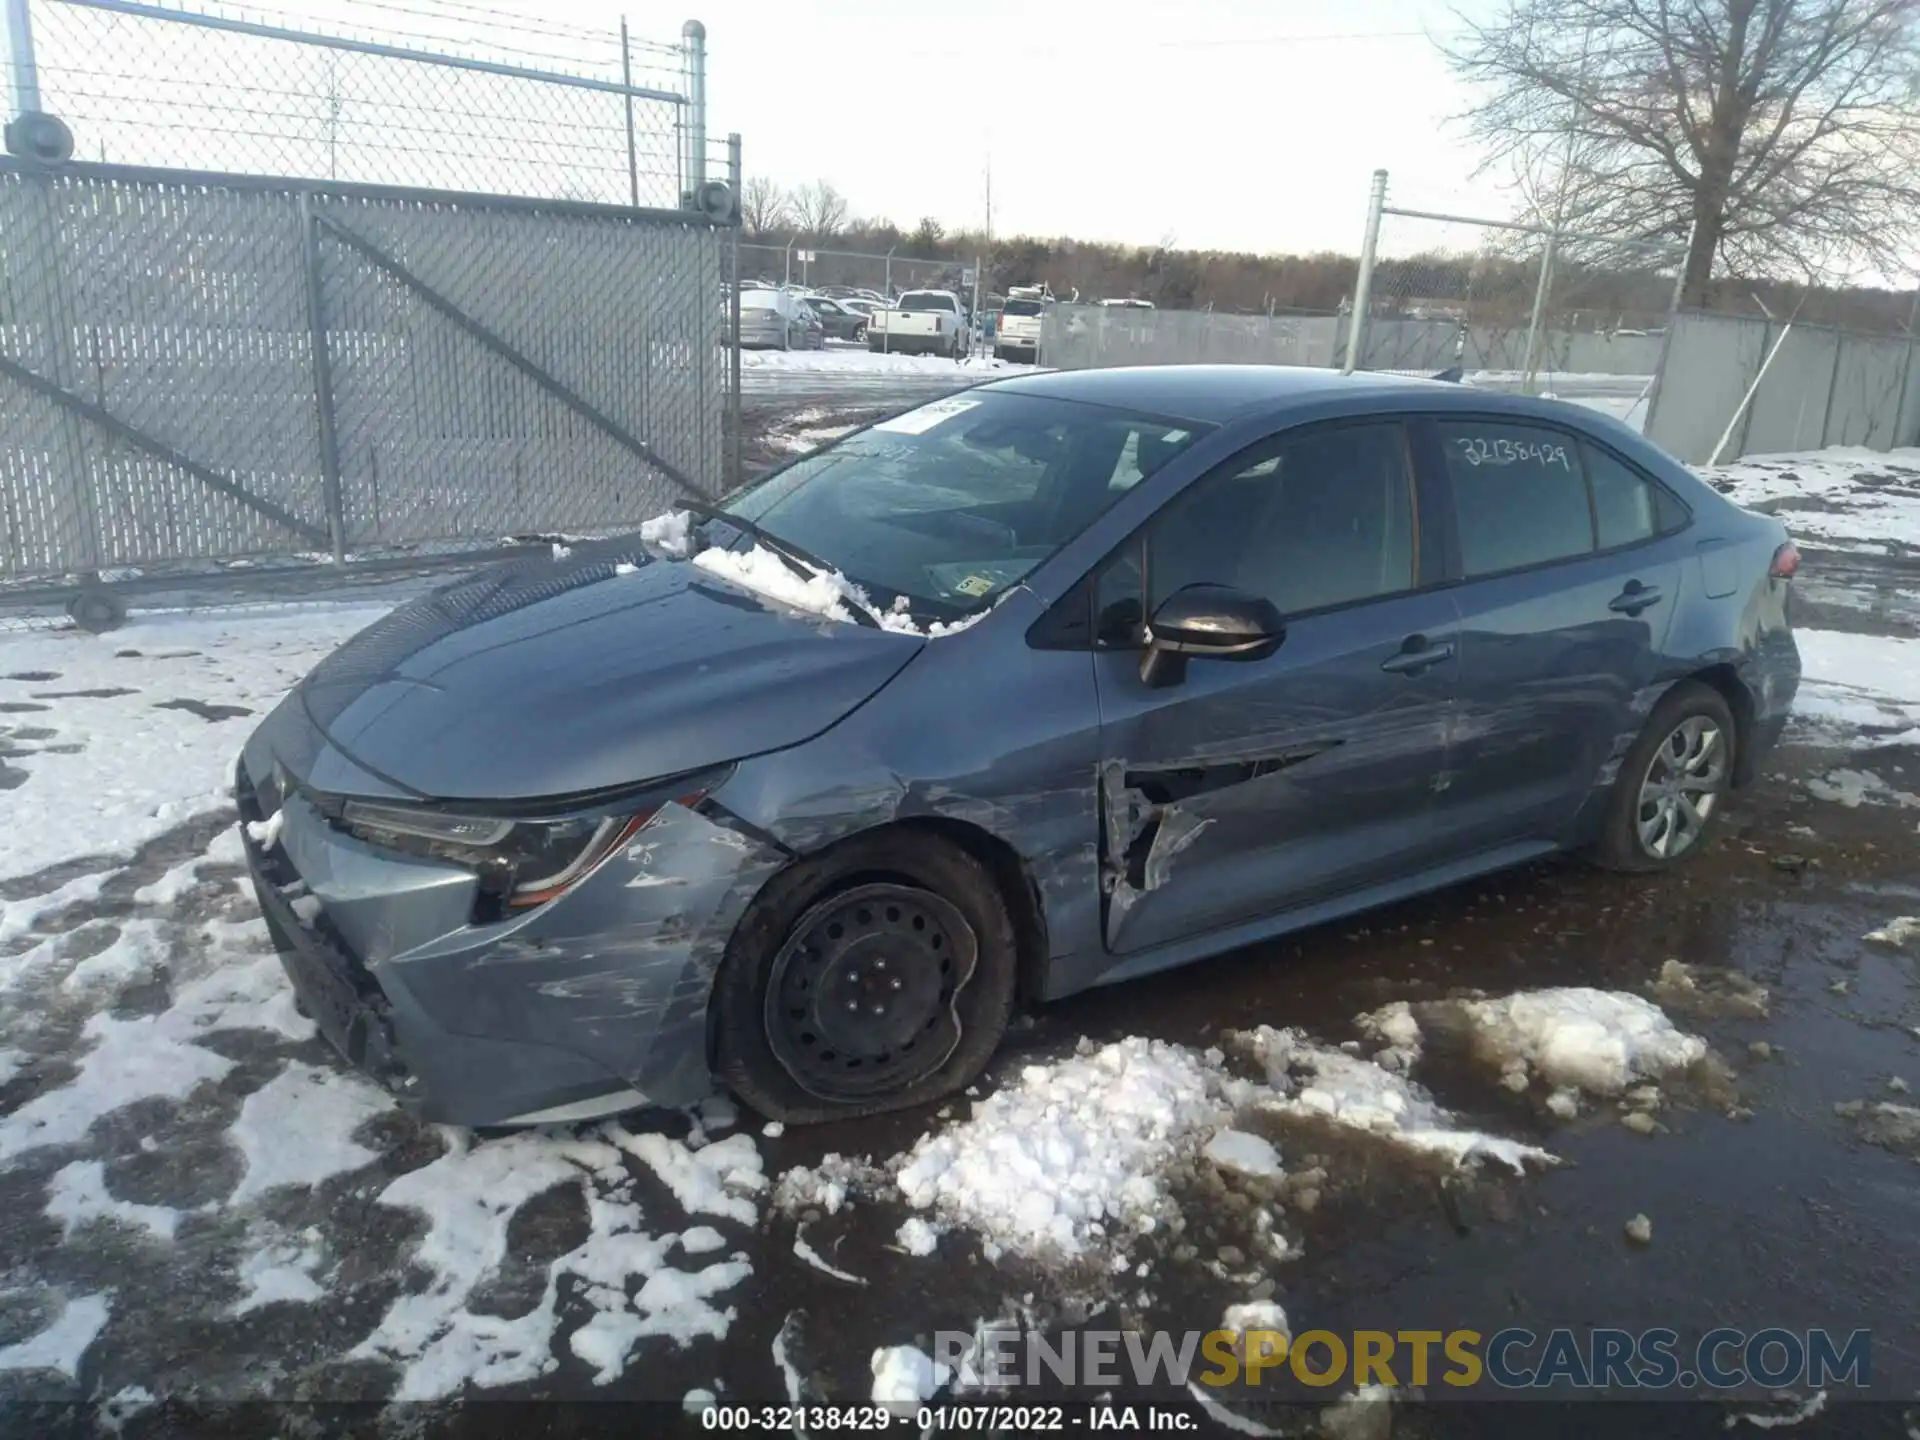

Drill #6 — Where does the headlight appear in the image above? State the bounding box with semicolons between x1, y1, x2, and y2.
337;766;730;915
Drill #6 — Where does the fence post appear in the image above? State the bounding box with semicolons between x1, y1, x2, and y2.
681;20;706;190
1520;232;1557;393
298;194;347;561
620;18;639;208
726;131;742;494
6;0;41;116
1342;168;1387;375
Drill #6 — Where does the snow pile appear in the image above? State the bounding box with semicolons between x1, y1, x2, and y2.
1230;1026;1554;1173
638;509;692;558
893;1037;1231;1256
1439;989;1707;1098
740;348;1036;378
1705;447;1920;554
1792;630;1920;747
690;541;987;638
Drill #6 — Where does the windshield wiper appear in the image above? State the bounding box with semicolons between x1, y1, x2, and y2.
671;498;883;630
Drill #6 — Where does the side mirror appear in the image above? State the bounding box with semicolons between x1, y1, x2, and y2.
1139;584;1284;688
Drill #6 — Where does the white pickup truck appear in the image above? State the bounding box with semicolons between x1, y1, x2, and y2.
867;290;971;358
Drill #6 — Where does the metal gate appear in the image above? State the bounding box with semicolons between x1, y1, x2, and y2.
0;158;727;592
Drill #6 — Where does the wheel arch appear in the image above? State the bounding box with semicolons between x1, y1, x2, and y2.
1682;662;1758;787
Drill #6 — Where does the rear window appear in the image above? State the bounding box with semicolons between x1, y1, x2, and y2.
899;294;955;312
1003;299;1043;316
741;292;780;310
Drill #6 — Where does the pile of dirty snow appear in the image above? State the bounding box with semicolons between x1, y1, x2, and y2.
1421;988;1707;1102
892;1037;1230;1256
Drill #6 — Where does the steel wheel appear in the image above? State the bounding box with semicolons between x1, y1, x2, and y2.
1635;715;1727;859
763;882;978;1102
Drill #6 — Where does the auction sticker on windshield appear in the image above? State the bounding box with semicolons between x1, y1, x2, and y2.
874;396;983;435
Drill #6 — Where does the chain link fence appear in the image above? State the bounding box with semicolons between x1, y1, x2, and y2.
1348;176;1684;391
8;0;700;208
0;162;728;593
736;243;968;298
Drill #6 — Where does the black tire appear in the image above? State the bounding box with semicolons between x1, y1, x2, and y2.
713;830;1018;1124
1592;680;1737;873
853;323;867;343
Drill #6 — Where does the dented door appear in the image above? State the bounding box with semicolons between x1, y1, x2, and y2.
1092;589;1459;955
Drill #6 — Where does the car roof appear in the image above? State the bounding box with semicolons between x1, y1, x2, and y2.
981;364;1463;425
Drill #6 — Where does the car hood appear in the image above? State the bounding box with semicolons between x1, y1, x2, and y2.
289;547;924;802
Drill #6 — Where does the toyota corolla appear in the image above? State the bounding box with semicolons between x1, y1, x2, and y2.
237;366;1800;1127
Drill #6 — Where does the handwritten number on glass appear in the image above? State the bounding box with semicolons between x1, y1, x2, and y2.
1453;436;1572;471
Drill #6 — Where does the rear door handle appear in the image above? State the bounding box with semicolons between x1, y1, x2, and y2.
1381;637;1456;674
1609;582;1665;615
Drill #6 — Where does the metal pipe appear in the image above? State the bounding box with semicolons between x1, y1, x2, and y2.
1709;320;1797;465
56;0;680;100
6;0;41;115
727;131;742;493
299;194;346;561
1520;231;1557;393
682;19;707;189
620;18;639;208
1343;168;1387;375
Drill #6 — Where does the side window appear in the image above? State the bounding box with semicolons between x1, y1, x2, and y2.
1436;420;1592;576
1583;442;1688;548
1144;423;1416;618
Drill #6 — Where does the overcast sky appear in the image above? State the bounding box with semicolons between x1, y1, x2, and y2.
596;0;1512;254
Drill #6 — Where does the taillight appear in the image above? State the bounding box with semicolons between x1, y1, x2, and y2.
1769;542;1800;579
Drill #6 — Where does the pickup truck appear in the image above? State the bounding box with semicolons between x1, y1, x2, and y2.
994;285;1049;362
867;290;971;358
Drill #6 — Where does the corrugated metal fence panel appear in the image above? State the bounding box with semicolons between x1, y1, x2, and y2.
1647;310;1920;464
1644;313;1772;464
1742;326;1839;459
0;163;725;583
1824;334;1912;450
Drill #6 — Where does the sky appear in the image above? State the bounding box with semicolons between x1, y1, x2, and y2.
2;0;1517;257
617;0;1517;253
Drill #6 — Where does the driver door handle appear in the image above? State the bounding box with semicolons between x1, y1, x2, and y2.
1609;581;1664;615
1381;636;1456;675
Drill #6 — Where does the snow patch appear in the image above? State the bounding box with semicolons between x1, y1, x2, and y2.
1807;768;1920;808
46;1159;186;1242
230;1235;326;1314
612;1127;765;1227
871;1344;952;1410
793;1223;866;1285
226;1060;390;1204
638;509;692;558
1202;1129;1283;1179
0;1292;110;1378
895;1216;941;1256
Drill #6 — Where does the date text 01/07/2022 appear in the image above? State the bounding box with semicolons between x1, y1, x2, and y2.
696;1403;1200;1430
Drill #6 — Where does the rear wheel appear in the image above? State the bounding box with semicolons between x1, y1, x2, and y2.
712;831;1017;1124
1593;680;1735;872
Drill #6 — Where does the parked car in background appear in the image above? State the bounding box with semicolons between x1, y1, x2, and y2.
1098;297;1156;310
240;366;1800;1129
805;295;871;343
730;288;825;350
867;289;971;357
996;285;1051;361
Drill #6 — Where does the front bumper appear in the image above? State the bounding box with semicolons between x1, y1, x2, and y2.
236;741;787;1127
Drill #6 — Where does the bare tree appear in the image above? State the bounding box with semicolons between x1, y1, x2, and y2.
790;180;850;241
740;176;791;239
1447;0;1920;301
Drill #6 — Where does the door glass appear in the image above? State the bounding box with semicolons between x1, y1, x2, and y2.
1436;420;1593;576
1583;442;1685;548
1144;423;1417;616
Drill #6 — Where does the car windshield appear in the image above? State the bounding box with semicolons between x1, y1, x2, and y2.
899;294;953;312
1003;299;1043;316
720;389;1209;618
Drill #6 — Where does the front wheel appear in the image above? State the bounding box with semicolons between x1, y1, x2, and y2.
1593;680;1736;872
853;323;867;343
712;831;1018;1124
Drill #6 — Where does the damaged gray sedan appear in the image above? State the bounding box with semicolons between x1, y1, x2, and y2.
238;366;1800;1127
